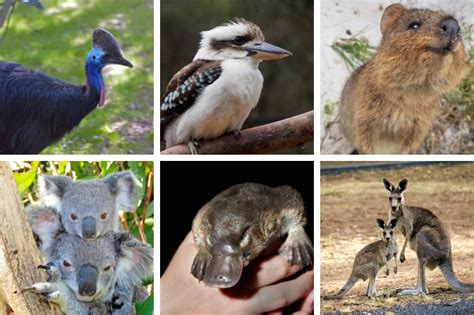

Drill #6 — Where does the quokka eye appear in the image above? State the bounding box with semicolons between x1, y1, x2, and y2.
100;213;107;220
408;21;422;30
70;213;77;221
63;260;71;267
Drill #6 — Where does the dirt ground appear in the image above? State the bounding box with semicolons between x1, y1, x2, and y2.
320;163;474;313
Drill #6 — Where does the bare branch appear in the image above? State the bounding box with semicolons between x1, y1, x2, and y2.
161;111;314;154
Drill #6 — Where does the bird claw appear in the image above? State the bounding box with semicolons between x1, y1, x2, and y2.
188;140;200;155
233;130;242;140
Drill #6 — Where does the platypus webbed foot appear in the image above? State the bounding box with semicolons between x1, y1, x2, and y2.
191;250;210;281
279;226;313;266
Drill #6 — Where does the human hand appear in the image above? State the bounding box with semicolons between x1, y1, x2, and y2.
161;232;314;314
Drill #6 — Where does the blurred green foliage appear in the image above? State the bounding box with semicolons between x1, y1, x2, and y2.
11;161;154;314
0;0;153;154
161;0;313;153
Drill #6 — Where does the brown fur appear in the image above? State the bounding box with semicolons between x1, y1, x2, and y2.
384;178;474;294
340;3;469;154
191;183;313;287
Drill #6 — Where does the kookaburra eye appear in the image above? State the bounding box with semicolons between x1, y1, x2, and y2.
233;36;246;45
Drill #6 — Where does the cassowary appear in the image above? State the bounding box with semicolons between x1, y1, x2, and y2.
0;28;133;154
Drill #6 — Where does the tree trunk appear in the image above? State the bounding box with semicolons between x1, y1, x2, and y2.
0;162;61;314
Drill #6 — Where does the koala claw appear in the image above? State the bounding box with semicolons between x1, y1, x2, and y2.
37;263;60;281
23;282;57;294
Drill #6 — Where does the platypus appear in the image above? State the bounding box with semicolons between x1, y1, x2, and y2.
191;183;313;288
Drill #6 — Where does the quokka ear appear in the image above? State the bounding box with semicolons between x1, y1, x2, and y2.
390;218;398;228
383;178;394;192
103;171;141;213
114;233;154;289
26;205;62;256
38;175;74;208
376;218;385;229
381;3;406;36
398;179;408;193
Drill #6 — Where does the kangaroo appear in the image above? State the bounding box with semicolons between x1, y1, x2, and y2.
322;218;398;299
383;178;474;295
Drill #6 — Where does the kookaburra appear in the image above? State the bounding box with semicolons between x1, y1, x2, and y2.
161;18;291;153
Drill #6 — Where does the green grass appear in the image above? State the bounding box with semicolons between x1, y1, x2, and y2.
0;0;153;154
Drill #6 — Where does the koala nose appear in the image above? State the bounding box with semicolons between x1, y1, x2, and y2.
78;264;98;296
440;18;460;42
82;216;97;239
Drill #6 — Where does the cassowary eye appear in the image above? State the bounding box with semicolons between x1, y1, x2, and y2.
63;260;71;267
70;213;77;221
100;213;107;220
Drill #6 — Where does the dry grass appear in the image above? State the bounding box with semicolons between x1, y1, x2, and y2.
320;163;474;313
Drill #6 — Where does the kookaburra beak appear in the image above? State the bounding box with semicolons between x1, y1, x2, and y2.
245;41;292;60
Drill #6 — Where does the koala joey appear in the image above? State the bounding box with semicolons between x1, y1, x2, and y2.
38;171;139;240
26;206;153;315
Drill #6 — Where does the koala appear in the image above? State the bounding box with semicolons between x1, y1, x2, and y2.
38;171;139;240
26;206;153;315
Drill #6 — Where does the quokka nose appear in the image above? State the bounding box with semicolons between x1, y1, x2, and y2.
440;18;460;42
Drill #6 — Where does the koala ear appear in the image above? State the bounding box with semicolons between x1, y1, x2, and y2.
114;233;153;289
103;171;140;212
376;218;385;229
38;175;73;208
26;205;62;256
398;179;408;193
383;178;394;192
390;218;398;228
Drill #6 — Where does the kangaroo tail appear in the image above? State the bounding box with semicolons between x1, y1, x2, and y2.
439;256;474;293
322;274;358;300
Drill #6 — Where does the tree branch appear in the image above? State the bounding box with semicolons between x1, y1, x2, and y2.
0;0;15;28
161;111;314;154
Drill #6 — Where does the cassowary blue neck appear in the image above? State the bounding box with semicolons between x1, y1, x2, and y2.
85;47;106;106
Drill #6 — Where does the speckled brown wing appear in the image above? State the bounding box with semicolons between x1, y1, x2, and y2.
160;59;223;132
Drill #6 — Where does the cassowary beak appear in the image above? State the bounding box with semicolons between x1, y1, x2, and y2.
104;55;133;68
93;28;134;68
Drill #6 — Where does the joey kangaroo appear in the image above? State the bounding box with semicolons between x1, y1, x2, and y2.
322;218;398;299
383;178;474;295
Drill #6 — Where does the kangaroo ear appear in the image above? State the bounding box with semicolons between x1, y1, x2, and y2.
103;171;140;212
38;175;73;208
26;205;62;256
376;218;385;229
398;179;408;192
383;178;394;192
390;218;398;228
114;233;153;289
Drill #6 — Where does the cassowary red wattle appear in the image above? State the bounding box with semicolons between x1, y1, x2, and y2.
0;28;133;154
